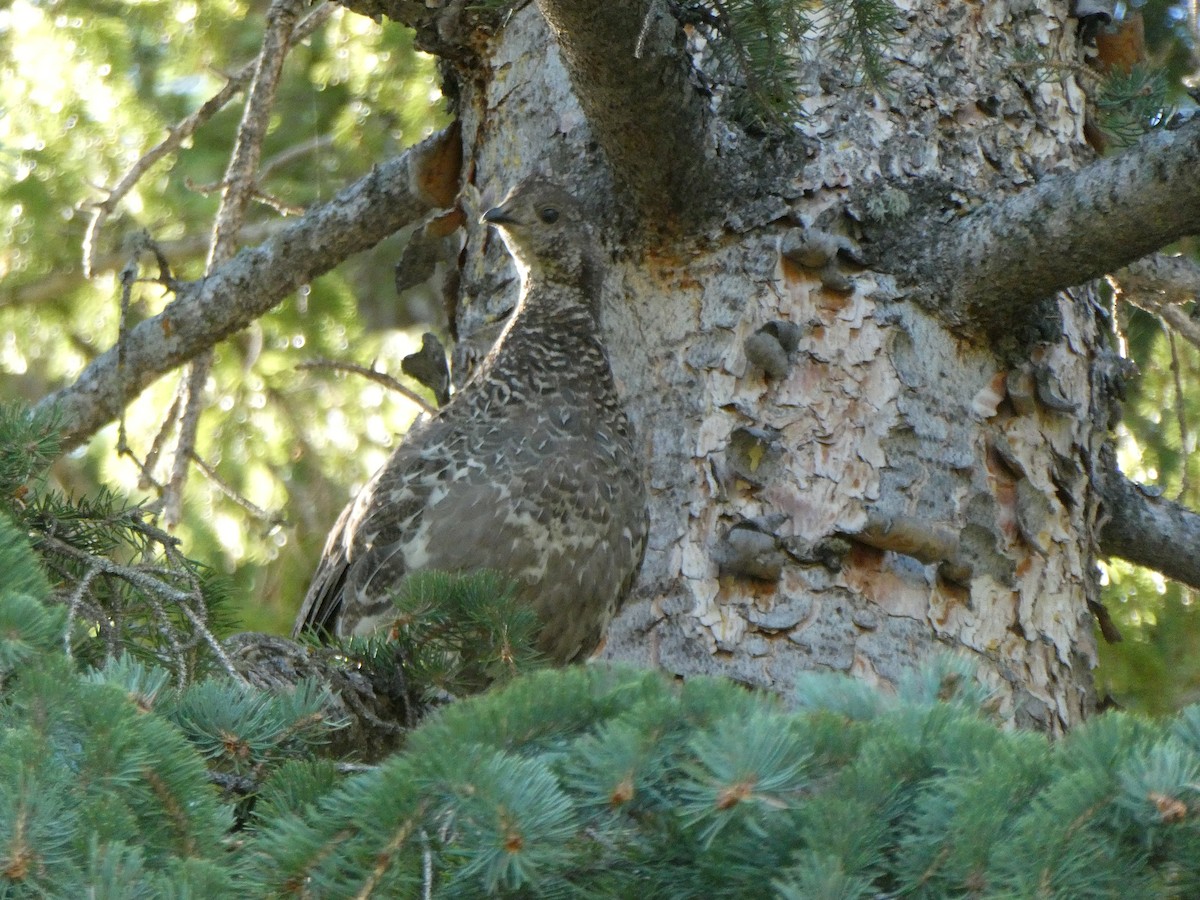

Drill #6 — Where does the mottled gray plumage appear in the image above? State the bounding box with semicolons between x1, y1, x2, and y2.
294;177;647;664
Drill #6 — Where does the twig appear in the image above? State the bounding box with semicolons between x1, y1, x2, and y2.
130;394;179;494
36;532;246;685
167;0;309;529
173;598;247;685
354;801;430;900
209;0;307;268
80;2;336;276
189;451;286;528
116;248;137;457
1168;329;1192;499
258;133;337;181
251;189;306;217
421;829;434;900
335;762;378;775
144;587;193;688
298;359;438;414
164;353;210;528
62;563;102;661
115;241;178;496
38;536;192;604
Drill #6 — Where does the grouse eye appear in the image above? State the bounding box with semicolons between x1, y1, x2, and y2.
538;206;559;224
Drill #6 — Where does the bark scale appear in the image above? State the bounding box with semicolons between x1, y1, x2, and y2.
448;1;1106;731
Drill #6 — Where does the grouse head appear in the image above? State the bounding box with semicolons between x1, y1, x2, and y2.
482;177;598;292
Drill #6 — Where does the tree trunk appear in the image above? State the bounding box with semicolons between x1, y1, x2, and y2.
448;2;1106;732
45;0;1200;735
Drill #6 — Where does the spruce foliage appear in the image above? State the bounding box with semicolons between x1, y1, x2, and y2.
239;660;1200;898
0;515;232;896
1094;63;1173;146
9;411;1200;896
341;569;545;700
680;0;899;124
687;0;814;124
0;403;233;683
474;0;900;125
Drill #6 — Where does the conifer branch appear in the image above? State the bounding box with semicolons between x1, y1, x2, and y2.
822;0;898;88
34;125;461;452
891;117;1200;335
702;0;809;124
36;531;243;683
1098;449;1200;590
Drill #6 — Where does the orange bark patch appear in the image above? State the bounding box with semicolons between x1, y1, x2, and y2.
779;255;807;284
411;122;462;208
426;207;465;238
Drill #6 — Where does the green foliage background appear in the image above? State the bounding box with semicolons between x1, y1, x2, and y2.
1;0;448;635
0;0;1197;711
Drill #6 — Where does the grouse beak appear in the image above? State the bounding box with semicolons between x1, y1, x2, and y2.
482;206;520;226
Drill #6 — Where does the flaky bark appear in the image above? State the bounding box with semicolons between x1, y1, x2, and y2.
444;2;1112;731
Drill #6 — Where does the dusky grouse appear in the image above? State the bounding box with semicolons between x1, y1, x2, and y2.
293;177;648;664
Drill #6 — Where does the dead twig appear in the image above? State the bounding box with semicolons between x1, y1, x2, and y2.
165;0;311;529
80;2;335;276
298;359;438;414
189;451;286;529
37;531;246;685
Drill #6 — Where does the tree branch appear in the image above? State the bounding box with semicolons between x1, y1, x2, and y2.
163;0;306;527
1112;254;1200;350
0;222;289;311
895;118;1200;335
1117;253;1200;305
296;359;437;414
533;0;717;228
80;2;336;277
1098;449;1200;590
36;125;462;451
